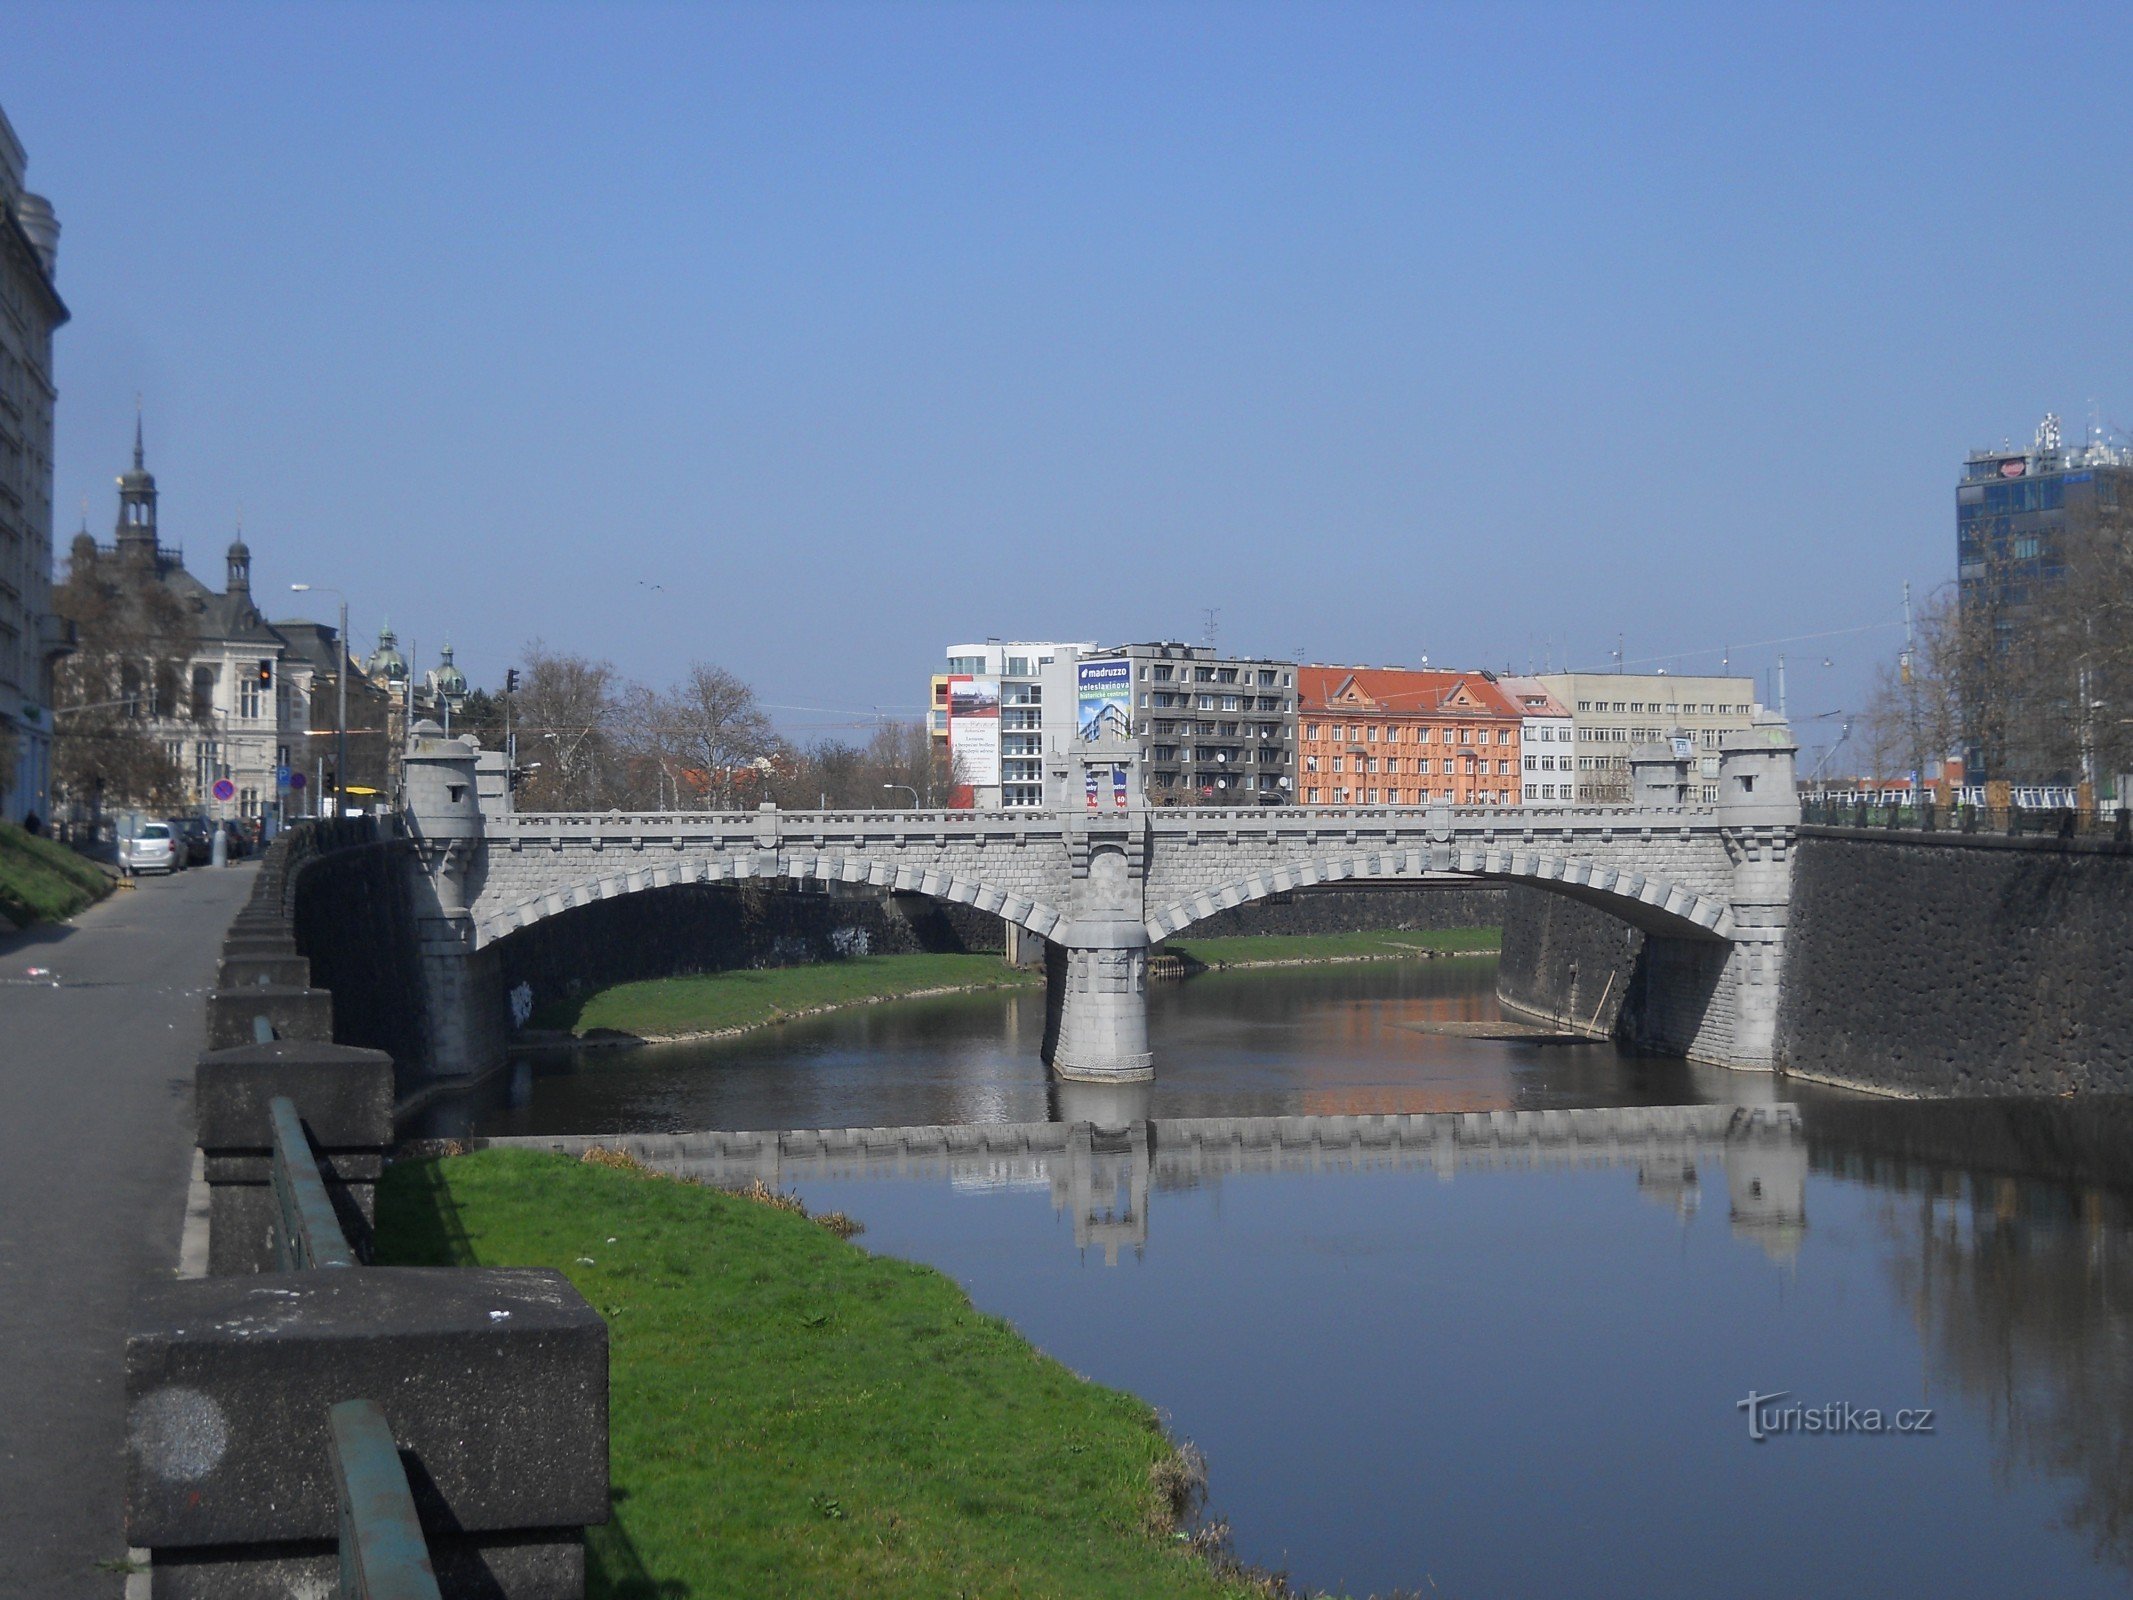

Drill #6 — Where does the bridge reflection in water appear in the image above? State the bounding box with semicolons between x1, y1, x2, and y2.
481;1102;1805;1266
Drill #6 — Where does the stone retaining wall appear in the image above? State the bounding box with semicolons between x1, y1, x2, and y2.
1774;827;2133;1095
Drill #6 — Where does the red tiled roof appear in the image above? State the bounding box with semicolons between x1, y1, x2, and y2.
1298;666;1524;719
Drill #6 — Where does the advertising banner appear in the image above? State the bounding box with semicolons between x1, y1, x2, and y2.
947;675;1001;790
1076;659;1132;743
1085;767;1099;810
1112;765;1127;810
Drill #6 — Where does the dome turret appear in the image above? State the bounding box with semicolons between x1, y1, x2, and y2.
432;642;468;701
367;620;408;684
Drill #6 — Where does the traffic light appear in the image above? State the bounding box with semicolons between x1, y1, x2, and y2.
506;667;521;694
257;659;273;687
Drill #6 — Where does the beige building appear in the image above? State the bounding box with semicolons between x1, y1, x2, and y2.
1537;673;1763;803
0;104;66;825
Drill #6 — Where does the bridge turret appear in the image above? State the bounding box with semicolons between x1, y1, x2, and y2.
1628;732;1695;806
1710;714;1800;1072
399;719;506;1083
1715;715;1800;830
403;719;483;849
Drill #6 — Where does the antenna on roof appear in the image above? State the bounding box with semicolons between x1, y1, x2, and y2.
1202;607;1220;651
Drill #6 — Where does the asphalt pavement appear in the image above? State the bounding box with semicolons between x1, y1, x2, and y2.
0;861;254;1597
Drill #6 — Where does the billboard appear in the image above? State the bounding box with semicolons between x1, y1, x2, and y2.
1076;659;1133;743
947;675;1001;790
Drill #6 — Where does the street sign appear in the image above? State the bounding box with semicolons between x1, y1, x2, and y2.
212;779;236;803
289;771;307;790
276;765;293;787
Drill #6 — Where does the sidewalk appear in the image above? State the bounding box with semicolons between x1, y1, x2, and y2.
0;863;256;1597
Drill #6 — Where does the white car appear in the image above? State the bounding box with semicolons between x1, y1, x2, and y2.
121;822;180;876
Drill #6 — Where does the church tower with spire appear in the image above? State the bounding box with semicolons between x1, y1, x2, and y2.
115;411;158;556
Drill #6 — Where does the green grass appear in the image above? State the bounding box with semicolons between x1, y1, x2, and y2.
1164;926;1499;967
0;822;111;928
376;1149;1264;1599
533;953;1041;1038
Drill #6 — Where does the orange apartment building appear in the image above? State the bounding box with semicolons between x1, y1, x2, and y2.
1297;666;1523;806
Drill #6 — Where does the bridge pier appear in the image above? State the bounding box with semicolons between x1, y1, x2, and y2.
1042;921;1154;1082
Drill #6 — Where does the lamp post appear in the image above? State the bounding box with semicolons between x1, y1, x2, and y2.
881;783;920;810
290;584;347;819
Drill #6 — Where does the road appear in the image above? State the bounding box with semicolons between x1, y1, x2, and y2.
0;862;254;1597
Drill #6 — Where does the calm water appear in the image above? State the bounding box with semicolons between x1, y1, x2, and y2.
438;960;2133;1598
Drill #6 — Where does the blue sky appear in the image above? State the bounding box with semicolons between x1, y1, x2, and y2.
9;1;2131;747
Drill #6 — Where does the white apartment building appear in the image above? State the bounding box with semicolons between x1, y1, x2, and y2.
934;640;1092;808
1536;672;1763;803
1499;677;1577;802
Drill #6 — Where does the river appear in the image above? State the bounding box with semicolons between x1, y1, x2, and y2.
433;957;2133;1599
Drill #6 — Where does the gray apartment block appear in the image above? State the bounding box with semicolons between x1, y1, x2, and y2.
0;104;66;825
1083;642;1297;804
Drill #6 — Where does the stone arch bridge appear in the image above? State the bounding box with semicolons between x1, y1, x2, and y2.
399;721;1800;1086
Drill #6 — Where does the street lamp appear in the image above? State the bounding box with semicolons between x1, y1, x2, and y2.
882;783;920;810
290;584;347;820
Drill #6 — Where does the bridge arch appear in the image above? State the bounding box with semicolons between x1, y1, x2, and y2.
472;848;1071;951
1143;846;1736;945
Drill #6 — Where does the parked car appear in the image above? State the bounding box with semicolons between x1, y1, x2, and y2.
120;822;180;876
173;817;215;865
219;819;251;859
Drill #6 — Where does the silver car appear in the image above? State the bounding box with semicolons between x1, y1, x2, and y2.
121;822;180;876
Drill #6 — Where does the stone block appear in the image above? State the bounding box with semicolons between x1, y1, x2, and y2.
220;934;302;965
125;1267;608;1547
206;985;335;1049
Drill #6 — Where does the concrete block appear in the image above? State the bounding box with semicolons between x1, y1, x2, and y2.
197;1042;393;1153
197;1041;395;1272
220;934;302;964
216;953;313;989
207;1180;376;1276
148;1531;583;1600
125;1268;609;1547
206;985;335;1049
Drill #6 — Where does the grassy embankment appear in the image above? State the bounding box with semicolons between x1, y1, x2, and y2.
376;1148;1273;1600
1165;926;1499;968
532;930;1502;1041
0;822;111;930
531;953;1041;1040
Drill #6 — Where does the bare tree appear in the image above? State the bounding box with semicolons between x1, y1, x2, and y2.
1858;587;1965;785
512;642;622;811
50;535;193;814
658;663;776;809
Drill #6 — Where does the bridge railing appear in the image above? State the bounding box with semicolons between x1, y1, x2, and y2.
125;824;609;1599
494;799;1727;834
1800;798;2133;841
329;1400;445;1600
269;1094;358;1271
